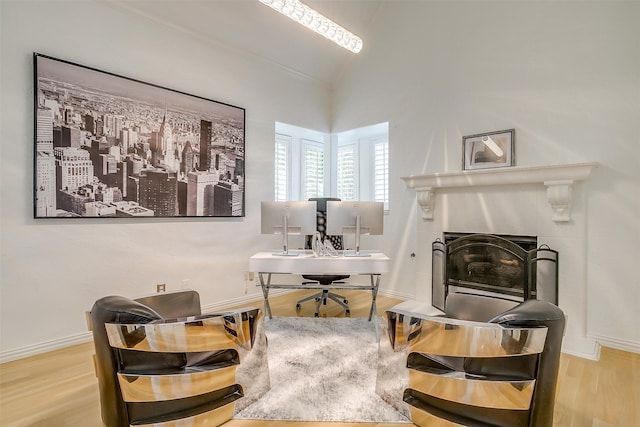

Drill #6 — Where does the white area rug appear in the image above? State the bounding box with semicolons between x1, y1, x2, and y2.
234;316;410;423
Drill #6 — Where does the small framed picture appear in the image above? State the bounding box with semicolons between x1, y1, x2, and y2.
462;129;515;171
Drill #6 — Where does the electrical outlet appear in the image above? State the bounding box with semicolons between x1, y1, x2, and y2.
156;283;166;293
248;272;255;281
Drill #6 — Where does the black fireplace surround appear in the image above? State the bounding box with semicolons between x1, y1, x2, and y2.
432;233;558;311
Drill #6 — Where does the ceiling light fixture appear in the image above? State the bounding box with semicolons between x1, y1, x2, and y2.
258;0;363;53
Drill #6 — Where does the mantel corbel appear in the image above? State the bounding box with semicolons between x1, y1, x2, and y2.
401;162;597;222
544;180;573;222
415;187;435;220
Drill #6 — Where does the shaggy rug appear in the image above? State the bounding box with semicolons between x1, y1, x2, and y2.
234;316;410;423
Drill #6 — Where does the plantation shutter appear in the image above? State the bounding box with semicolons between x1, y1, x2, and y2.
372;137;389;210
302;139;324;200
274;133;290;201
337;142;358;201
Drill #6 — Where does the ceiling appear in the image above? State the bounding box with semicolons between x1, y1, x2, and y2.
109;0;383;88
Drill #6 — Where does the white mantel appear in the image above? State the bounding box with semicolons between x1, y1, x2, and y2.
401;162;598;222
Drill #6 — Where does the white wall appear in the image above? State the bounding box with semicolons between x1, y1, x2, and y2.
333;1;640;357
0;1;331;360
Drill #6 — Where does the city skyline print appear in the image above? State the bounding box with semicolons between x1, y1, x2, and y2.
33;53;245;218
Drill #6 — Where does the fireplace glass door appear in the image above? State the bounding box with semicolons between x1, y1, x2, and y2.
432;233;558;310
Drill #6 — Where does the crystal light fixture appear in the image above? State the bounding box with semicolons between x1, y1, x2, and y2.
258;0;363;53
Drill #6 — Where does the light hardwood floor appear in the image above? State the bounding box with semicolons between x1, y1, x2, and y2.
0;291;638;427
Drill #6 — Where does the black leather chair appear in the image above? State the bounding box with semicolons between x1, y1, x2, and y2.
89;290;269;427
295;197;350;316
379;293;565;427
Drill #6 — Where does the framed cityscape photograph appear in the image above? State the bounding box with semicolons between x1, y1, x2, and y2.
462;129;515;171
33;53;245;218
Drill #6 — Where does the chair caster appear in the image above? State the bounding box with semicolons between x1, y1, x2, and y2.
345;309;351;317
295;303;301;312
343;299;348;304
314;312;319;317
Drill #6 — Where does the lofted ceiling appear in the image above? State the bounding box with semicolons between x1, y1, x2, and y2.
109;0;383;88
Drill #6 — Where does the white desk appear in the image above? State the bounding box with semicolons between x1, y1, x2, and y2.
249;251;390;320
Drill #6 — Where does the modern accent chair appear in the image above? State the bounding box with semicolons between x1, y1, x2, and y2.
378;293;565;427
89;289;269;427
296;197;351;316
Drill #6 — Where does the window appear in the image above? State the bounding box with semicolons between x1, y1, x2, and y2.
334;122;389;211
273;121;388;210
274;122;328;201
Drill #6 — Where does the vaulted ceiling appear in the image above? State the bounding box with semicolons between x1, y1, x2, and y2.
110;0;383;88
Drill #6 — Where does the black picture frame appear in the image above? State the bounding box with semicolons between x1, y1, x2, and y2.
462;129;515;171
33;53;245;218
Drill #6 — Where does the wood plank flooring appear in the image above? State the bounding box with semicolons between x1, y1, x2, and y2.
0;290;638;427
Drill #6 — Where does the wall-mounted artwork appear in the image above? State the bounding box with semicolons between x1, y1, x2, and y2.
462;129;515;171
33;53;245;218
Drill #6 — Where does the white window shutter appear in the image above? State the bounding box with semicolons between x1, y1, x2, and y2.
302;139;324;200
274;134;290;201
337;142;358;201
372;137;389;210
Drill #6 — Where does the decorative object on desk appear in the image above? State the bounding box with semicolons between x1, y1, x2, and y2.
33;53;245;218
311;231;338;257
322;238;340;257
462;128;515;171
311;231;321;256
314;237;340;257
235;316;409;423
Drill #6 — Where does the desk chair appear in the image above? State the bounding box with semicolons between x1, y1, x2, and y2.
296;197;350;317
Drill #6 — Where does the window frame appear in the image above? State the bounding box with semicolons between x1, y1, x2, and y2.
273;121;388;211
333;123;389;211
274;122;329;201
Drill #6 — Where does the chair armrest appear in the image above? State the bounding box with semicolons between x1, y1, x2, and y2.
385;309;547;357
106;308;261;353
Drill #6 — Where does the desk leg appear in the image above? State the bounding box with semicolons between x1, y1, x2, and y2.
258;273;273;319
368;274;380;321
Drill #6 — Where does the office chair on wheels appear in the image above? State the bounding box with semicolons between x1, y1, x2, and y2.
295;197;351;317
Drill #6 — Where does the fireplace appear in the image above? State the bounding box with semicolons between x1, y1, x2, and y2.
432;233;558;311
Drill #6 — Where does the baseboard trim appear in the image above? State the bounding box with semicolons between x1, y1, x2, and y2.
0;332;93;364
561;343;601;361
587;333;640;355
377;288;414;300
